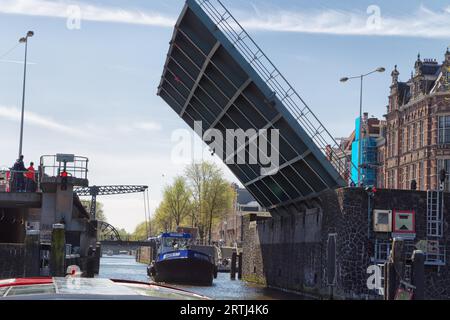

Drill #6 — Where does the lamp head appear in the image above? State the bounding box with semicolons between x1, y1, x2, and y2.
19;37;26;43
27;31;34;37
340;77;349;83
376;67;386;73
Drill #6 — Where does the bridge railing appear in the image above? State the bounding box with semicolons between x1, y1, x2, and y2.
0;169;40;193
195;0;356;184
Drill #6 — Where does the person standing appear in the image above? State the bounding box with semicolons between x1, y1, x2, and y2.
25;161;36;192
12;155;26;192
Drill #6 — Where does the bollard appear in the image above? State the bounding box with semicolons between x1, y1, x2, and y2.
411;250;425;300
85;246;95;278
24;229;40;277
230;251;237;280
237;252;243;280
384;261;397;300
50;224;65;277
385;238;404;300
94;242;101;274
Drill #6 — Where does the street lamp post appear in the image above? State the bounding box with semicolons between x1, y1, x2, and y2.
340;67;385;187
18;31;34;158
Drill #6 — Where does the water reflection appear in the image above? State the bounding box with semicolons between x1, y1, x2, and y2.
97;255;304;300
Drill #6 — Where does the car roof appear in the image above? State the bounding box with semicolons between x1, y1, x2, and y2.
0;277;209;300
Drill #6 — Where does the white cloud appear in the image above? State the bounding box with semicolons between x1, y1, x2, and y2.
239;5;450;38
1;0;450;38
0;105;89;138
117;121;162;133
133;121;162;131
0;0;175;27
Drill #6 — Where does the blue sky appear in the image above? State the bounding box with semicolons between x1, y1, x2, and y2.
0;0;449;231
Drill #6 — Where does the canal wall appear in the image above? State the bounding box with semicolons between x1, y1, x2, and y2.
136;247;153;264
0;243;26;278
242;187;450;299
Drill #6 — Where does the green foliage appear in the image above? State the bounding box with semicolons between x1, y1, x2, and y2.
132;221;149;241
80;200;106;222
163;176;193;227
117;228;131;241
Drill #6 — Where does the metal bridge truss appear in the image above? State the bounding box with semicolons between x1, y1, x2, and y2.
74;185;148;219
97;220;122;242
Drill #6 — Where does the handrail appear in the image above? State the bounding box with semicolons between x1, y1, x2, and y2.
39;155;89;180
194;0;357;184
0;168;40;192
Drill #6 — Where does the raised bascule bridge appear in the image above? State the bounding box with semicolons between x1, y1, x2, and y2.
157;0;450;299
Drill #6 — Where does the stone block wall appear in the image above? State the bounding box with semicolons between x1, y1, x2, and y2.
242;188;450;299
136;246;153;264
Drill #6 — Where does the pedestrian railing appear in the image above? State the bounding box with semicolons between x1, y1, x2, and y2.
0;169;40;193
40;155;89;180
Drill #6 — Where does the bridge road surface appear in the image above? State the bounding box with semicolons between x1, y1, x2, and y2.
97;255;306;300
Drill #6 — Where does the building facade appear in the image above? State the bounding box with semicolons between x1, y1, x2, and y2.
330;114;385;187
383;49;450;191
212;185;268;247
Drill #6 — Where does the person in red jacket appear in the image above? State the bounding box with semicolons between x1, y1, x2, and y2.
25;162;36;192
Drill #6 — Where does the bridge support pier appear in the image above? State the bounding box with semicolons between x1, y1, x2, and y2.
24;230;40;277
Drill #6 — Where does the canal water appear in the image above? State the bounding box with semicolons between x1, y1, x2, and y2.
97;255;304;300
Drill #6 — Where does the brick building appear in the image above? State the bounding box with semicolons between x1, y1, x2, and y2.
212;185;268;246
382;49;450;191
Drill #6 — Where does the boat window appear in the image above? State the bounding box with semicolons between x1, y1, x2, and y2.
163;237;190;250
0;287;8;297
4;284;56;297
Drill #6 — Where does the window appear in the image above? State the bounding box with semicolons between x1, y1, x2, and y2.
412;123;417;150
374;239;391;263
405;166;410;189
419;161;424;190
419;120;424;148
410;164;416;189
399;168;404;189
404;128;408;153
437;159;450;191
387;170;392;189
387;132;391;158
393;130;397;156
407;125;412;152
438;116;450;144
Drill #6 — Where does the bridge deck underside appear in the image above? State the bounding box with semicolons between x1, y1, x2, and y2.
158;1;343;210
